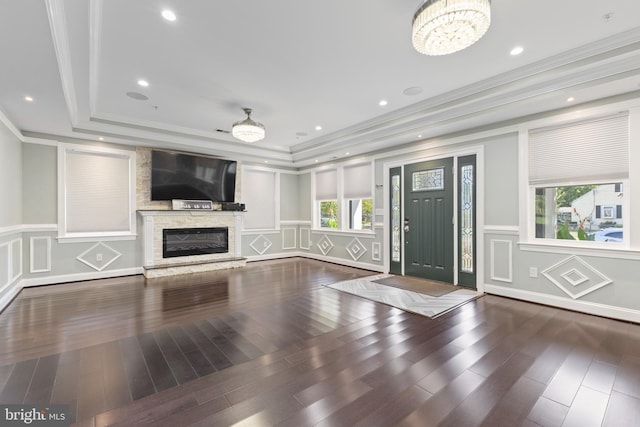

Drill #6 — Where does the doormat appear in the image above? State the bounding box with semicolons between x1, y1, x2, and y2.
325;275;482;319
372;275;457;297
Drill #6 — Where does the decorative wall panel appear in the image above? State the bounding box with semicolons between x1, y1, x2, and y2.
282;228;297;250
372;242;381;261
299;227;311;250
250;235;272;255
317;235;334;256
77;242;121;271
30;236;52;273
490;239;512;283
346;238;367;261
542;255;612;299
0;243;9;288
11;239;22;282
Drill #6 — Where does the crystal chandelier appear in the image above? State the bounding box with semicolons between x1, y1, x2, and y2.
232;108;265;143
412;0;491;56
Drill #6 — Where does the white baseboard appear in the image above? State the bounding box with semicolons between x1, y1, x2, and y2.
0;281;22;313
20;267;144;288
484;284;640;324
246;251;385;273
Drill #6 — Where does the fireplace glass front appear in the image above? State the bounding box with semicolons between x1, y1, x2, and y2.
162;227;229;258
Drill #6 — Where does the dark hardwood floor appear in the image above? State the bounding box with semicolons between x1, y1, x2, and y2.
1;258;639;426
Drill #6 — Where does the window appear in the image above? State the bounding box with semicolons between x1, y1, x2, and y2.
529;114;628;245
314;162;373;231
316;169;338;229
535;184;624;242
320;200;338;229
58;145;136;238
348;198;372;230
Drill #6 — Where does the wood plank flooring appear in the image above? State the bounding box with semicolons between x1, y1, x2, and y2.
1;258;640;426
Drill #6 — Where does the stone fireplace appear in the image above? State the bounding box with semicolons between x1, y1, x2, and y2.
136;147;246;278
139;210;245;278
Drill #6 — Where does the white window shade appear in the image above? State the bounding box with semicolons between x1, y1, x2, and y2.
343;163;372;199
64;150;132;234
242;169;276;229
529;114;629;185
315;169;337;200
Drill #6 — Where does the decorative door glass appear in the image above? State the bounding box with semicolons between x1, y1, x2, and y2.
460;164;474;273
412;168;444;191
391;174;401;263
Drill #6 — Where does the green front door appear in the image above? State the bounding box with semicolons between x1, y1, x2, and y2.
404;158;454;283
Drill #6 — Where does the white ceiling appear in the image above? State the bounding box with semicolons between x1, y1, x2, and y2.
2;0;640;167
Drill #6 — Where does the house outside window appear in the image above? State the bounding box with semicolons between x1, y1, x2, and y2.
535;183;624;242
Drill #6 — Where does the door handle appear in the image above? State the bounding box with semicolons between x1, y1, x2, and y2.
404;218;410;233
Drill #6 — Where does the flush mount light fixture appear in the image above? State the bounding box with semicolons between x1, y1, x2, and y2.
137;79;149;87
232;108;265;143
412;0;491;56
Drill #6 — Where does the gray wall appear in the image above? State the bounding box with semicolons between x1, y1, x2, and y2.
484;133;519;226
0;121;22;227
0;120;23;307
22;143;57;224
280;173;299;220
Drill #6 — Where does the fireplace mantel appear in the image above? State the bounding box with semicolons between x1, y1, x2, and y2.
138;210;245;277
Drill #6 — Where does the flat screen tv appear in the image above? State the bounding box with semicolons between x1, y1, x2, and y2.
151;150;236;202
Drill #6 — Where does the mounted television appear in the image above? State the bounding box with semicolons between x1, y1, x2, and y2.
151;150;236;202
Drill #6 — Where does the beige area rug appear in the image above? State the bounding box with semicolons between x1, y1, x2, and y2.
326;274;482;319
372;275;457;297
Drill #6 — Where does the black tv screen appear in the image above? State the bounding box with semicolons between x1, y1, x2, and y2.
151;150;236;202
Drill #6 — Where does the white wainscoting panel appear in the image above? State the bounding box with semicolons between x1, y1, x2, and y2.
11;239;22;282
249;234;273;255
372;242;381;261
30;236;52;273
282;228;297;250
490;239;513;283
0;242;9;288
346;238;367;261
317;235;334;256
299;227;311;250
76;242;122;272
541;255;613;300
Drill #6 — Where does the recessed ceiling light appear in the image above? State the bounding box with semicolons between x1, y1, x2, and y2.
24;96;34;102
510;46;524;56
345;152;350;156
567;97;575;102
162;10;176;21
378;100;388;107
315;125;322;131
98;137;104;141
264;160;269;164
137;79;149;87
403;86;423;96
315;160;319;163
126;91;149;101
417;134;423;138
